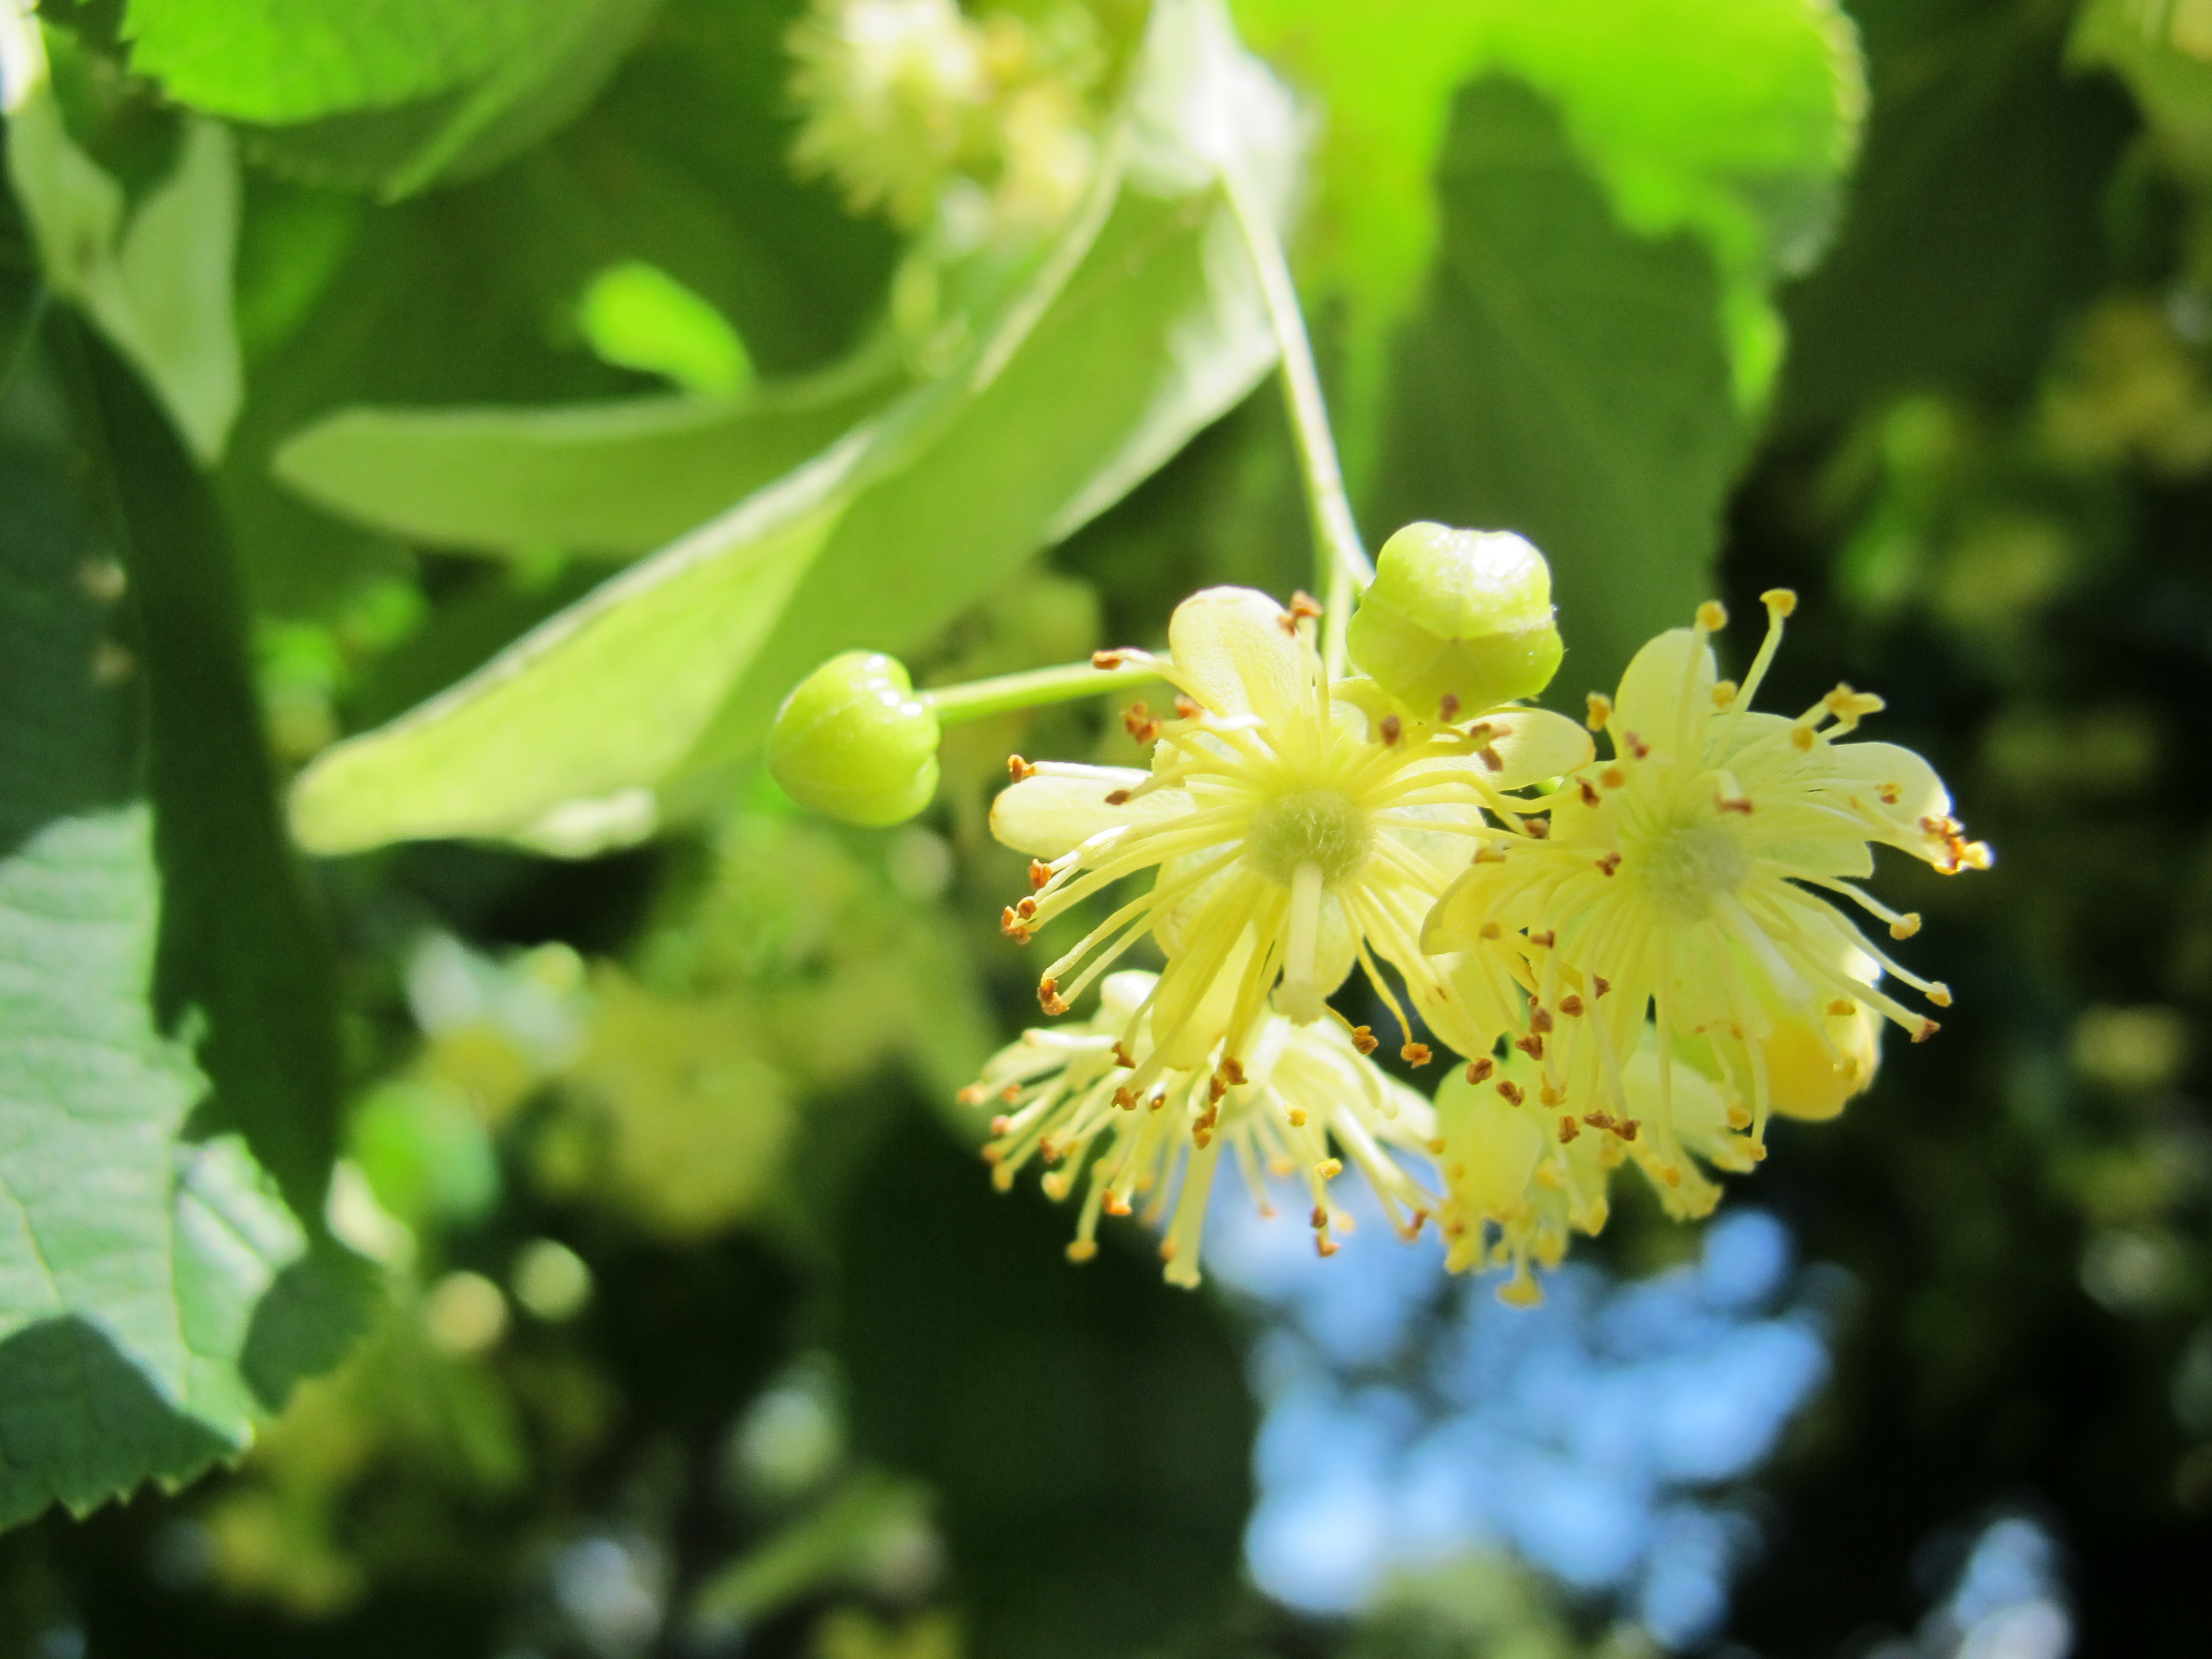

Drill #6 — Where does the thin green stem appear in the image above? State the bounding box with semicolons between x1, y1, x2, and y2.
921;658;1165;726
1220;159;1372;677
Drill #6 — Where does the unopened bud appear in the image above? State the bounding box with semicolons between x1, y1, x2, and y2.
768;651;940;826
1347;523;1564;716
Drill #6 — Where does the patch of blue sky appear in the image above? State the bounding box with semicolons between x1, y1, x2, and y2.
1207;1185;1839;1649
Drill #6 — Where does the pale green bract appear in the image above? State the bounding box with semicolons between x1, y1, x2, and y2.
286;0;1293;857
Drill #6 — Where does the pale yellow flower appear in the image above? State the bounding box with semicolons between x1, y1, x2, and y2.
990;586;1592;1108
1433;1032;1761;1305
1424;591;1989;1193
961;971;1438;1286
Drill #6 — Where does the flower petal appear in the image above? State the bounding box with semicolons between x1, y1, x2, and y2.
1480;707;1596;789
1611;627;1714;758
1168;585;1309;728
988;768;1185;857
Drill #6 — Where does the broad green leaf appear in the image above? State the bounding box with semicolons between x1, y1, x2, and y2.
286;0;1287;855
122;0;585;123
122;0;659;200
1367;79;1739;703
271;347;903;558
0;293;363;1524
1232;0;1862;447
2;12;242;458
1777;1;2134;437
2073;0;2212;186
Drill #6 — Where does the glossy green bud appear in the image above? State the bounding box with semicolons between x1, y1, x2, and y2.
768;651;941;826
1346;522;1565;717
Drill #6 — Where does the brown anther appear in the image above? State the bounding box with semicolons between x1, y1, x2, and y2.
1513;1033;1546;1061
1000;1083;1022;1104
1615;1118;1640;1141
1558;1115;1580;1144
1113;1041;1136;1068
1697;600;1728;631
1889;913;1921;940
1583;1110;1615;1131
1000;907;1034;942
1761;588;1798;617
1310;1205;1329;1229
1496;1079;1525;1106
1526;817;1552;839
1878;782;1902;806
1379;714;1403;746
1038;1137;1062;1164
1016;897;1037;919
1029;859;1054;891
1826;999;1857;1017
1104;789;1132;807
1173;694;1201;719
958;1084;990;1106
1221;1057;1247;1086
1464;721;1495;745
1349;1025;1379;1055
1529;930;1555;949
1316;1237;1340;1258
1091;649;1127;670
1558;994;1584;1017
1289;590;1323;625
1008;754;1037;780
1148;1089;1168;1111
1121;702;1162;744
1712;679;1738;708
1594;976;1612;997
1624;731;1651;760
1038;977;1070;1014
1530;1005;1555;1034
1717;795;1755;815
1208;1074;1228;1102
1466;1056;1494;1084
1596;851;1623;877
1600;766;1627;790
1113;1085;1138;1108
1577;778;1602;808
1913;1018;1940;1044
1403;1042;1433;1067
1586;692;1612;731
1439;693;1462;721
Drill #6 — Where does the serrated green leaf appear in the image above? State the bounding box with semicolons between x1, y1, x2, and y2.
285;0;1287;855
122;0;659;200
271;348;905;558
0;251;360;1521
1233;0;1862;449
1369;78;1739;702
121;0;568;123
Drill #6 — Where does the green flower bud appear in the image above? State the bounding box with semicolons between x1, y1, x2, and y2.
1347;522;1565;717
768;651;941;826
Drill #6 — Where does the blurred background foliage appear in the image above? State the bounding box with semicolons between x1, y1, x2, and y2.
1;0;2210;1655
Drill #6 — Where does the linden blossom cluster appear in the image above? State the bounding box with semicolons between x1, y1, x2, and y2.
771;523;1991;1299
